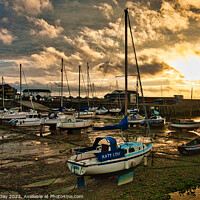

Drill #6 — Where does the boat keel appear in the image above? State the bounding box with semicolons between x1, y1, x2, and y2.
77;176;85;188
117;169;135;186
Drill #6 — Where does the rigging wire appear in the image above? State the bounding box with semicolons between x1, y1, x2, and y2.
64;64;71;97
80;67;87;97
21;66;35;110
99;12;124;95
127;12;151;137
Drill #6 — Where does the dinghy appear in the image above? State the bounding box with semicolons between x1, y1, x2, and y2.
168;119;200;131
140;115;165;127
95;107;108;115
178;137;200;155
56;116;92;130
129;113;145;125
109;107;122;114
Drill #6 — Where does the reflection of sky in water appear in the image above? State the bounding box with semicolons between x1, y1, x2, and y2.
0;140;55;158
0;115;200;169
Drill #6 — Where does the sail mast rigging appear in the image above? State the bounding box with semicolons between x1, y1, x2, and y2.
127;10;151;136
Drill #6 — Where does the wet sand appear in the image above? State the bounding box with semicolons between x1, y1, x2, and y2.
0;116;200;199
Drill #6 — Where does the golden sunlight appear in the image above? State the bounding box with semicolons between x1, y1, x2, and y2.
168;55;200;80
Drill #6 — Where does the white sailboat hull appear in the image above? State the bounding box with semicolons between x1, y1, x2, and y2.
169;122;200;130
109;108;122;113
57;119;92;129
15;119;41;127
67;144;152;176
129;119;144;124
0;113;27;120
95;109;108;115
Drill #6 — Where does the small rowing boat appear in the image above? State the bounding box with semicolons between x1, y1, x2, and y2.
178;137;200;155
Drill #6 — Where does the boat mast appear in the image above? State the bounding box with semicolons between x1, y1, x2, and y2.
61;58;63;108
20;63;22;112
87;62;89;108
190;87;193;119
136;75;138;111
78;65;81;117
127;11;151;136
2;77;4;108
125;8;128;116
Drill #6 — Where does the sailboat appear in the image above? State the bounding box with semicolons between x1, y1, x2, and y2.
56;65;93;131
109;82;122;115
168;88;200;131
43;59;71;127
67;9;152;186
178;137;200;155
0;65;34;121
95;106;108;115
9;110;40;127
77;63;96;119
129;76;145;125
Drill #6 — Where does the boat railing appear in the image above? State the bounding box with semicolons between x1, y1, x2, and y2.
75;150;99;161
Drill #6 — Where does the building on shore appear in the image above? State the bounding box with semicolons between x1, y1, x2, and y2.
104;90;138;104
104;90;184;106
23;89;51;100
0;84;16;99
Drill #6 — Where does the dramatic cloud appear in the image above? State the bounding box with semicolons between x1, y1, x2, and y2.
27;17;63;38
5;0;53;16
1;0;200;98
29;47;68;71
94;3;114;20
0;28;17;45
127;1;190;46
178;0;200;9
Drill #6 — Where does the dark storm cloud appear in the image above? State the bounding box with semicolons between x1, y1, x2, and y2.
95;58;183;79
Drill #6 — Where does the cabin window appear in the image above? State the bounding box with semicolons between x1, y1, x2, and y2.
124;149;128;154
101;144;109;152
129;147;135;153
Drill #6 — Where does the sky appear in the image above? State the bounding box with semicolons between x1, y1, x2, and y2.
0;0;200;99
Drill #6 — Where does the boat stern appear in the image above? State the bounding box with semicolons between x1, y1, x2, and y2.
67;162;86;176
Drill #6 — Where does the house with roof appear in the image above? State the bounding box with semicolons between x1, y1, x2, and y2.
23;89;51;99
0;84;16;99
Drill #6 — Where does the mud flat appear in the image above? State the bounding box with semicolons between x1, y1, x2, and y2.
0;119;200;200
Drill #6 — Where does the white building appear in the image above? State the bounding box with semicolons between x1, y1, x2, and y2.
23;89;51;98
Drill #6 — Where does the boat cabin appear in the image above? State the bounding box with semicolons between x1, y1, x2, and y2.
73;137;144;163
26;113;39;119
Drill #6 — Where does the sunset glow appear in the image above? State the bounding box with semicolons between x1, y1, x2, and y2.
0;0;200;99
